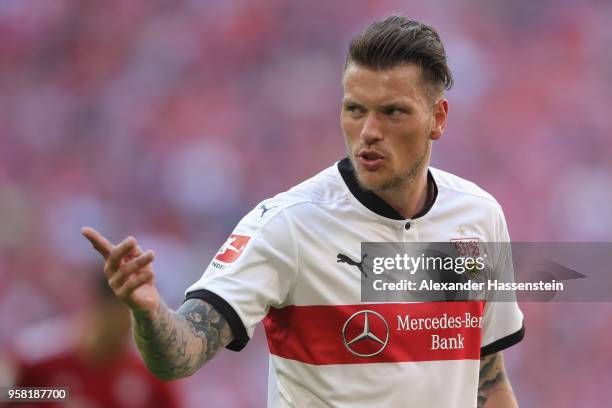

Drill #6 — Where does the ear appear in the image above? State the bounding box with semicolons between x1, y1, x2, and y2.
430;98;448;141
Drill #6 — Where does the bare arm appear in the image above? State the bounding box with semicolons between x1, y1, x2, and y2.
132;298;233;381
81;227;234;381
478;352;518;408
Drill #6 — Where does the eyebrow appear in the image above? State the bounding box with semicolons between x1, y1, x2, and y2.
343;99;413;111
379;102;411;110
342;98;360;105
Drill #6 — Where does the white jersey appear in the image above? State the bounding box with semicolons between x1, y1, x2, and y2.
186;158;524;408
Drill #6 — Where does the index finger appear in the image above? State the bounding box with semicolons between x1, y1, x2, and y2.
81;226;113;259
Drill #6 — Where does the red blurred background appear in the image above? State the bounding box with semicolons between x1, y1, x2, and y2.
1;0;611;406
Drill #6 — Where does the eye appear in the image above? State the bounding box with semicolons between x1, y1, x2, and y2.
385;107;404;116
345;104;365;116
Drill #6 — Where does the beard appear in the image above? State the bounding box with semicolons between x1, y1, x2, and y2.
350;139;430;193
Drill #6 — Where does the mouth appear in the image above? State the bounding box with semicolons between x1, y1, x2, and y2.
356;150;384;171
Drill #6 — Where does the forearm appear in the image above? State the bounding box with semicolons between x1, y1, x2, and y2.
478;352;518;408
132;298;233;380
481;389;518;408
132;301;197;380
79;229;234;380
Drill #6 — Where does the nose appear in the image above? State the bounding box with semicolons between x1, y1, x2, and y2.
360;112;383;145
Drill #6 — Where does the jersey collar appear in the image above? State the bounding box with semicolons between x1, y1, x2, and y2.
337;157;438;220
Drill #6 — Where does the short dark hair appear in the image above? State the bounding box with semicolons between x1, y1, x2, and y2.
345;15;454;97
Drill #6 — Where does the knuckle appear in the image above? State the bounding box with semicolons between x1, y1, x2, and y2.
108;285;120;298
117;241;128;252
125;279;137;291
115;288;126;299
135;273;148;286
121;280;137;296
108;252;119;265
136;255;149;267
107;277;119;290
125;273;137;285
117;281;131;296
114;266;126;279
110;271;126;288
126;260;139;274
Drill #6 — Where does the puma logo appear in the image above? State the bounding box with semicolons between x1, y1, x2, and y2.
337;253;368;278
259;204;277;217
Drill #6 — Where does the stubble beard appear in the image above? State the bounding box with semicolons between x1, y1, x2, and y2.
351;140;430;193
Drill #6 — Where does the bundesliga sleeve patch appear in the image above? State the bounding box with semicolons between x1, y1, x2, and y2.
215;234;251;263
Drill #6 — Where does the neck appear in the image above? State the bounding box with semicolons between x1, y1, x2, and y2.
337;157;437;221
375;167;429;219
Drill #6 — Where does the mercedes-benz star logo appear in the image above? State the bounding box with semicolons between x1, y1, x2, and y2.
342;310;389;357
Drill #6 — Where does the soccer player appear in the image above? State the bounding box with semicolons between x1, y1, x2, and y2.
83;15;524;407
8;273;178;408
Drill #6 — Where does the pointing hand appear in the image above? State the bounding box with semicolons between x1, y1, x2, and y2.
82;226;161;315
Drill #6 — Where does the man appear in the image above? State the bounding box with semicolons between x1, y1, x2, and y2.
83;15;524;407
8;273;178;408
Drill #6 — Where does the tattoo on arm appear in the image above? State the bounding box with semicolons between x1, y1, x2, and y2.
132;298;234;380
478;352;515;408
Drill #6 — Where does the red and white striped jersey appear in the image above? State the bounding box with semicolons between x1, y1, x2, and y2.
186;158;524;407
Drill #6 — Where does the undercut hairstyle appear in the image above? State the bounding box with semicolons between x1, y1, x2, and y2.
345;15;454;99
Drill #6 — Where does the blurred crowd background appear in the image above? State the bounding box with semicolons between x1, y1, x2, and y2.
1;0;611;406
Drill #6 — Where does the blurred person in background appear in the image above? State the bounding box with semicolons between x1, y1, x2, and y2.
83;16;523;407
6;271;179;408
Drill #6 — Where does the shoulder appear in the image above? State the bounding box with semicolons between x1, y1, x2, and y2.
236;163;348;231
431;166;504;213
430;167;510;240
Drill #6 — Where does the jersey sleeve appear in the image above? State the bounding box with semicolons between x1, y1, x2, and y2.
185;203;298;352
480;208;525;356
